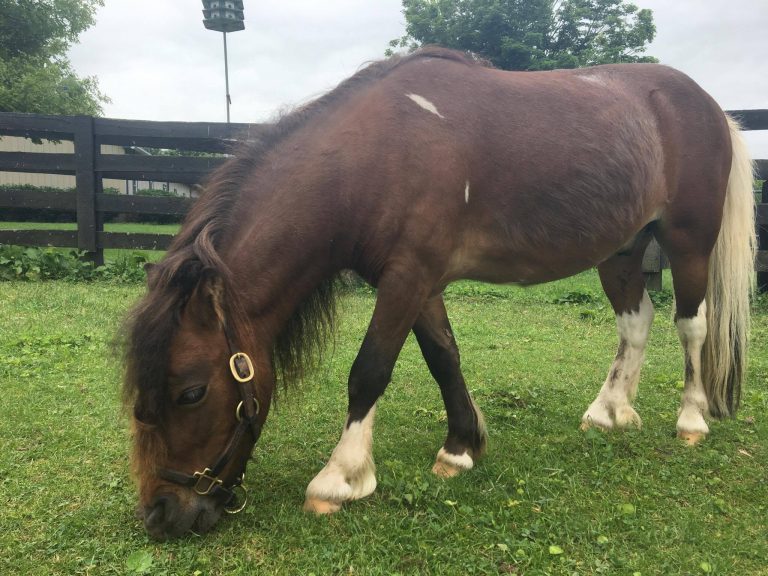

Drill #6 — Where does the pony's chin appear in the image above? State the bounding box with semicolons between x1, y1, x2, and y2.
191;503;225;535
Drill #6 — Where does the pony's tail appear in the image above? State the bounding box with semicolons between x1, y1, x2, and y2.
702;115;756;418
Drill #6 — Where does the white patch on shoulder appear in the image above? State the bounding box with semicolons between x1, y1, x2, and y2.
464;181;470;204
406;93;445;118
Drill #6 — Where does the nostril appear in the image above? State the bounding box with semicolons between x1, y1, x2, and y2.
144;493;179;530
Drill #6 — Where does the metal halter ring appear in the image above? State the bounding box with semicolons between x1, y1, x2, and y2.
224;483;248;514
236;397;261;421
229;352;255;383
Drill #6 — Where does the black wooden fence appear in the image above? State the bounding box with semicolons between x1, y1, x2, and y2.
0;112;264;264
0;110;767;286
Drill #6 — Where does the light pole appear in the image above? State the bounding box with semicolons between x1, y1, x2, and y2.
201;1;245;123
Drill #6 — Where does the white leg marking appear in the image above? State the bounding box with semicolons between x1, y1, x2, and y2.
406;93;445;119
582;291;654;430
432;400;486;478
464;181;470;204
435;447;474;470
676;301;710;441
305;407;377;505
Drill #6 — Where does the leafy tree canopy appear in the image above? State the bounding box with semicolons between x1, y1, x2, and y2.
0;0;109;115
388;0;657;70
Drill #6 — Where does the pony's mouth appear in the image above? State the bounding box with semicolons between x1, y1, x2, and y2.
141;493;224;541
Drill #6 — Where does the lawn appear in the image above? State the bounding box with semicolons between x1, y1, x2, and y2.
0;271;766;575
0;221;181;235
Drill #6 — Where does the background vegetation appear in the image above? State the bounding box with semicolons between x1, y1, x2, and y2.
0;0;108;115
389;0;657;70
1;270;766;575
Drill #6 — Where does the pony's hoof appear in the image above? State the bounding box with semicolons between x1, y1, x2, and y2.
432;447;473;479
615;406;642;429
303;497;342;514
579;420;608;432
678;431;706;446
432;460;462;478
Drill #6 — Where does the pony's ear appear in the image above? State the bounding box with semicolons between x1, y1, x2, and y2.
185;272;226;330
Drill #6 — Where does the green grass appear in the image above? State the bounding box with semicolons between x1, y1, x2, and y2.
0;221;181;234
1;272;766;575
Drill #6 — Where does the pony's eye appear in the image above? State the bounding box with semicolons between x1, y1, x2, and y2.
177;386;207;406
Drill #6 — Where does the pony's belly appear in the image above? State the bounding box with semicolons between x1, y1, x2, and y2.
444;249;600;286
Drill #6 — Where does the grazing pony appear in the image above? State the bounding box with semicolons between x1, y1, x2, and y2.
123;47;754;540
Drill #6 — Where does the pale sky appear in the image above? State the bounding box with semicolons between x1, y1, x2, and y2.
68;0;767;156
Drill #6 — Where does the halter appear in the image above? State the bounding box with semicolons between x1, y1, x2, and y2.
157;326;262;514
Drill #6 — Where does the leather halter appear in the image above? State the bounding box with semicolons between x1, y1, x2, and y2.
157;326;262;514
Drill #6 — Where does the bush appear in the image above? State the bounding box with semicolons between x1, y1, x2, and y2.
0;245;149;282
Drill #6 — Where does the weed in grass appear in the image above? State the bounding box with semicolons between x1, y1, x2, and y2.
552;290;598;305
649;288;675;308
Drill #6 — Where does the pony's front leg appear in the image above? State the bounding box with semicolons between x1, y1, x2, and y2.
304;270;429;514
303;407;378;514
412;295;487;478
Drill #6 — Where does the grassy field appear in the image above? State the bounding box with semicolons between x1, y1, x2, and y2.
0;272;766;575
0;221;181;234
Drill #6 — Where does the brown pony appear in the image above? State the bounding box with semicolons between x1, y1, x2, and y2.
123;47;755;540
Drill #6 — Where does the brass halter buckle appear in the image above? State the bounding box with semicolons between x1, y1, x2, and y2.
193;468;223;496
229;352;255;383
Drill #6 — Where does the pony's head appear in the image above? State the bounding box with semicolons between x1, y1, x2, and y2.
124;264;271;540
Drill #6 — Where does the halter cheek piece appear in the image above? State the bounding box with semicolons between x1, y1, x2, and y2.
157;329;263;514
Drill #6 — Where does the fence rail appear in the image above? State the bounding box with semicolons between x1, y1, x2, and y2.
0;110;767;286
0;112;264;264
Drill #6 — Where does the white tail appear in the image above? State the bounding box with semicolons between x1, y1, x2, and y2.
702;115;756;418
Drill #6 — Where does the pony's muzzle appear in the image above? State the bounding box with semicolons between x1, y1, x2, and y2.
141;490;225;540
143;492;181;540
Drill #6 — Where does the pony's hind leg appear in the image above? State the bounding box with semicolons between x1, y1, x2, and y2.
667;253;711;445
582;241;654;430
412;295;487;478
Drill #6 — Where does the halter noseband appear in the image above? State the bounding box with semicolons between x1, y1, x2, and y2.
157;327;263;514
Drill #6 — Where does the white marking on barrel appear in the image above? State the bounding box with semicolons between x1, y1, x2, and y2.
465;181;470;204
406;93;445;118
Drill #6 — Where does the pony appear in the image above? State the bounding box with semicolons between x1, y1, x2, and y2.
123;47;755;540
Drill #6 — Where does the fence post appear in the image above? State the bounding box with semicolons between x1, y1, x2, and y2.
73;115;103;265
642;238;664;291
759;180;768;292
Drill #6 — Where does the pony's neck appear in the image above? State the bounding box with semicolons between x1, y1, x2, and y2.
221;188;344;341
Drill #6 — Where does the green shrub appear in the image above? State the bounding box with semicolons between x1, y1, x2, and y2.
0;245;148;282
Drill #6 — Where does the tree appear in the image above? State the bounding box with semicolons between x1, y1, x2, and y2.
388;0;657;71
0;0;109;115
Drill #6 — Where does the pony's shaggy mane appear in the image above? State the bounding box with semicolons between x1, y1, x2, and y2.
122;47;479;423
